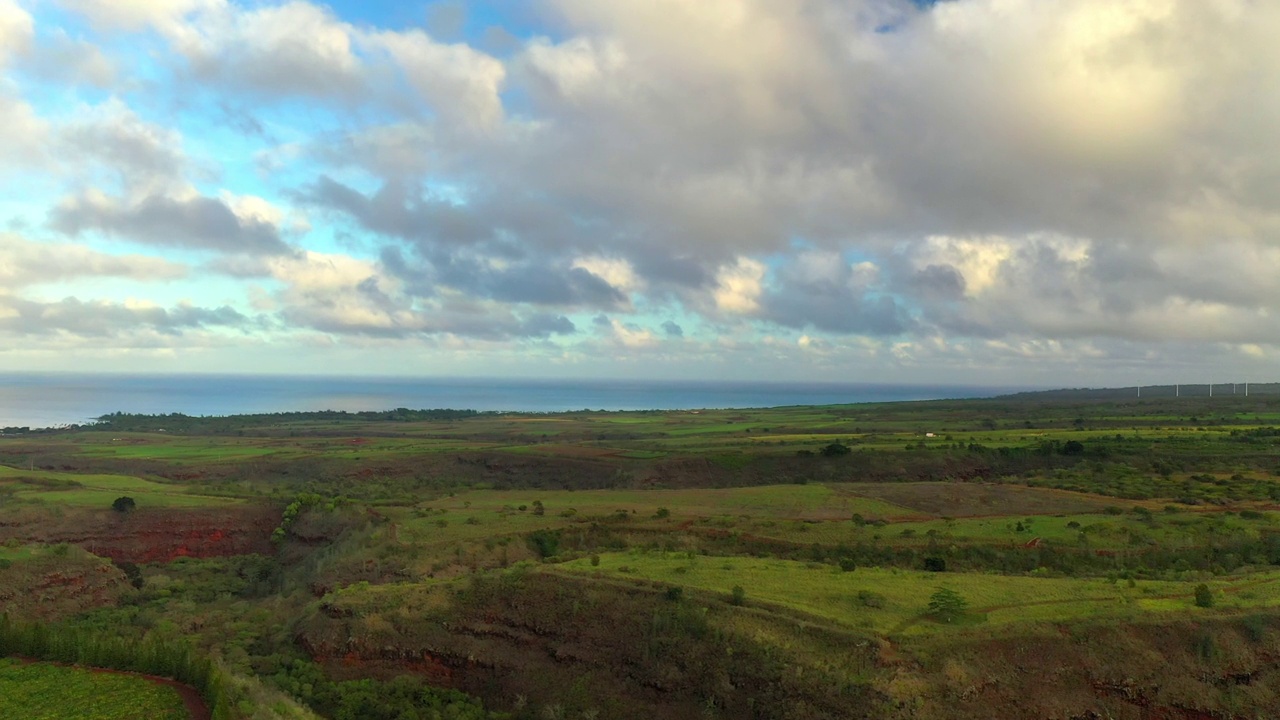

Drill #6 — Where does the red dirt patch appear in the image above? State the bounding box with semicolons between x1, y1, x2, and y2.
0;506;279;563
0;555;129;621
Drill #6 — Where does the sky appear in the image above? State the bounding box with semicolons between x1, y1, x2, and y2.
0;0;1277;385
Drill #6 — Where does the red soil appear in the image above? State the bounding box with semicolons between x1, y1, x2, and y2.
0;506;279;563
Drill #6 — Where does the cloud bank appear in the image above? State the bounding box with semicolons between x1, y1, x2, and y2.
0;0;1275;382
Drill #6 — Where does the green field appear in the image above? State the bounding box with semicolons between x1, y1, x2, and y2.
0;465;239;507
0;658;189;720
556;552;1280;634
6;393;1280;719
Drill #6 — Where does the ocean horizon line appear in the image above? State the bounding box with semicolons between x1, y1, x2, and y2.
0;373;1040;429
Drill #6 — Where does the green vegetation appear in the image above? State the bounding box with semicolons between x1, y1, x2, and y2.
7;391;1280;718
0;658;188;720
927;587;969;623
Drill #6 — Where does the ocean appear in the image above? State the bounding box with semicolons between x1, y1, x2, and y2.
0;373;1032;429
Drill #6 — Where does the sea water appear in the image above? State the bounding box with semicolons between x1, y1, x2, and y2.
0;373;1033;428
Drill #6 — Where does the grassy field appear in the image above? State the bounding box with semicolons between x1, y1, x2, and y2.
6;393;1280;719
556;552;1280;635
0;658;190;720
0;465;239;508
387;484;921;547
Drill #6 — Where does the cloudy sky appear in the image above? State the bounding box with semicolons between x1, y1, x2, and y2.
0;0;1276;385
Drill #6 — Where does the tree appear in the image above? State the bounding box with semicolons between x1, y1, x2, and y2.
532;500;545;517
1194;583;1214;608
111;496;136;513
730;585;746;606
928;587;968;622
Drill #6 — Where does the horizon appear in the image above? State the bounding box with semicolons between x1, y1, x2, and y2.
4;372;1277;431
1;1;1276;383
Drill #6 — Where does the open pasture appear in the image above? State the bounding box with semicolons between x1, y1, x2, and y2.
425;484;915;522
390;484;918;547
843;482;1126;517
557;553;1280;634
0;465;239;507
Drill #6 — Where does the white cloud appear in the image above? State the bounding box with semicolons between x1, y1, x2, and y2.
11;0;1280;379
364;29;506;128
59;98;189;194
571;256;642;294
0;233;187;289
55;0;217;32
0;0;33;66
712;257;765;315
172;1;365;98
0;92;48;170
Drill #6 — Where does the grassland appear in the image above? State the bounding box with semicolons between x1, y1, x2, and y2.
556;552;1280;634
0;658;189;720
5;391;1280;719
0;465;238;507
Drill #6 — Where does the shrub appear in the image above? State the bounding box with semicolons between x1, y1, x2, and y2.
590;554;600;567
1194;583;1214;608
820;443;851;457
838;557;857;572
923;557;947;572
856;590;886;608
730;585;745;606
111;496;136;513
527;529;560;559
654;507;670;519
664;586;683;602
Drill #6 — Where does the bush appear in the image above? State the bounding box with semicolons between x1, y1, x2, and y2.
1194;583;1214;608
654;507;670;519
526;529;560;559
838;557;857;572
820;443;851;457
664;586;683;602
923;557;947;572
111;496;136;513
730;585;745;606
856;590;886;608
